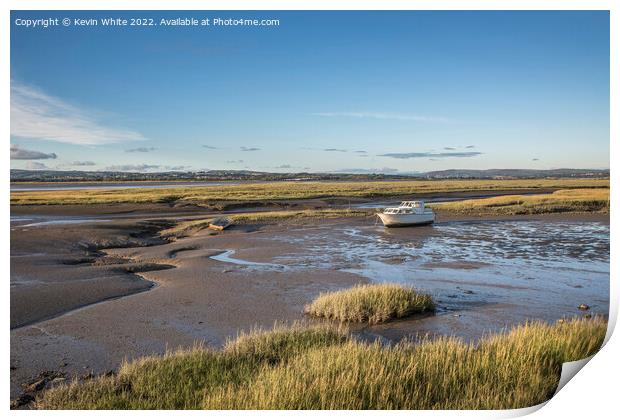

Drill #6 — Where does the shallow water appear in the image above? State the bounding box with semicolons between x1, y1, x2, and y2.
266;220;610;321
210;250;287;270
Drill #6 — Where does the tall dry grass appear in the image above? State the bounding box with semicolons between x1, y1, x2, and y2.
304;284;435;324
37;317;606;410
11;179;609;206
434;188;609;215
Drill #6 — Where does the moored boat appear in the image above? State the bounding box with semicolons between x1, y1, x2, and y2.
377;201;435;227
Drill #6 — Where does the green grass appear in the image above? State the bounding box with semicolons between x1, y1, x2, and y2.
37;317;606;410
160;209;374;238
433;188;610;215
304;284;435;324
11;179;609;206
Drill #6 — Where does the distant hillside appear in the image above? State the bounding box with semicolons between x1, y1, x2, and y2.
9;169;409;183
423;168;609;179
10;168;609;183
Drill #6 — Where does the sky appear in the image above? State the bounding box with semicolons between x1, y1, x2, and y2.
10;10;610;173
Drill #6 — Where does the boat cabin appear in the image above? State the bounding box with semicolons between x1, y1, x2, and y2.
382;201;428;214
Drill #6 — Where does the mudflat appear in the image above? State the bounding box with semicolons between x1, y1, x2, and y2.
10;202;609;400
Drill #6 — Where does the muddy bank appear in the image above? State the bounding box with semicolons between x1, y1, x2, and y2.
10;220;172;329
9;209;609;402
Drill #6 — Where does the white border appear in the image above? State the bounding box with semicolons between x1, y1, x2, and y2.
3;1;617;419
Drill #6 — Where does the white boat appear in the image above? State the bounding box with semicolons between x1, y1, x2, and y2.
377;201;435;227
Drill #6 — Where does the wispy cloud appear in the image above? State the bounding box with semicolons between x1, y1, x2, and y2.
126;147;156;153
465;145;476;149
354;150;367;153
312;112;450;123
240;147;260;152
324;148;348;153
26;161;50;170
380;151;482;159
11;81;146;145
274;164;292;169
226;159;244;164
330;167;402;174
532;158;540;161
71;161;96;166
202;145;218;149
443;147;456;151
10;144;57;160
104;164;160;172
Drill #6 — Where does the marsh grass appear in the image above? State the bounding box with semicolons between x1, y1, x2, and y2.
434;188;609;215
37;317;606;410
160;208;374;238
11;179;608;206
37;323;347;409
304;284;435;324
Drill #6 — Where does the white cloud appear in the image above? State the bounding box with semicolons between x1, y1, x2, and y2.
312;112;450;123
11;81;146;145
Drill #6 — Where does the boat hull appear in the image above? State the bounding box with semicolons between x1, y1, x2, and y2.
377;212;435;227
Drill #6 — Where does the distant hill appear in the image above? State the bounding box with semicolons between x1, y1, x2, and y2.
10;168;609;183
422;168;609;179
9;169;409;183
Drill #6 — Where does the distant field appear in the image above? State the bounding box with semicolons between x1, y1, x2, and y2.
10;178;609;206
433;188;610;215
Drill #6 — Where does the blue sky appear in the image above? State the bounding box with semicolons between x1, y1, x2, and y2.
10;11;609;173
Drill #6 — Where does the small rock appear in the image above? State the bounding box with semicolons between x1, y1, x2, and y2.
222;269;234;273
10;394;34;409
23;378;47;393
578;304;590;311
584;314;592;319
453;314;461;318
10;365;17;371
463;290;474;295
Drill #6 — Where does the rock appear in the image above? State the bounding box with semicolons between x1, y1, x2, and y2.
463;290;474;295
10;394;34;409
23;378;47;393
578;304;590;311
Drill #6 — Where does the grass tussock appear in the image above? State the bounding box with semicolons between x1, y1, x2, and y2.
434;188;610;215
37;317;606;410
160;208;373;238
304;284;435;324
11;179;608;206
